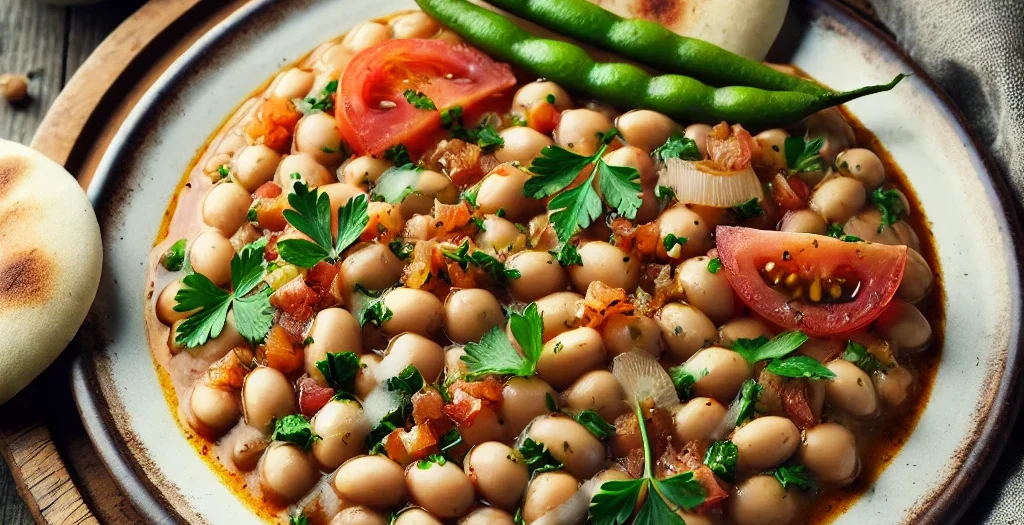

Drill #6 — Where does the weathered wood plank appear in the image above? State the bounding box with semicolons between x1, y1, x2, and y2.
0;0;66;145
65;0;148;82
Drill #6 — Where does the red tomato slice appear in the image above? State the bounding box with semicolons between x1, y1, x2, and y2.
337;39;516;156
716;226;907;336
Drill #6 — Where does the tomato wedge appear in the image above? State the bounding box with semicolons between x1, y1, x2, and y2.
716;226;907;336
337;39;516;156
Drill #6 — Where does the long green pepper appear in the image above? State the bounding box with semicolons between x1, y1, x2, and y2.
484;0;828;95
415;0;905;128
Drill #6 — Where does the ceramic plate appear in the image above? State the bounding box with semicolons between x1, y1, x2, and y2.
71;0;1023;523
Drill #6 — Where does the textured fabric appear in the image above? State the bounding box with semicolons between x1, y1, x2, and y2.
868;0;1024;522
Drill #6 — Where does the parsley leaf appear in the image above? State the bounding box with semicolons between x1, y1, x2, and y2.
524;146;593;199
732;331;808;364
663;233;687;252
359;298;393;328
462;302;543;378
704;441;739;482
296;80;338;113
403;90;436;111
842;340;884;374
707;257;723;274
316;352;362;393
161;238;186;272
765;355;836;380
174;240;273;348
384;144;411;165
441;105;505;152
669;366;707;401
774;463;816;491
575;409;615;440
655;185;676;203
365;365;425;451
388;239;414;260
590;479;643;525
370;163;424;204
272;414;320;450
548;174;605;242
735;379;763;426
518;437;563;474
552;243;583;267
826;223;864;242
439;428;463;454
784;136;826;174
278;183;368;268
596;161;643;220
732;197;764;221
289;512;310;525
442;239;521;284
870;187;905;231
652;134;701;162
654;473;706;511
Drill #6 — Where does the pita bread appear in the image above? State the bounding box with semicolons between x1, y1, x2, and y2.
0;139;102;404
588;0;789;60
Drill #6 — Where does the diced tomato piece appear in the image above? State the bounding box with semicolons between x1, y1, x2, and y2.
383;424;439;466
443;390;484;427
770;173;809;211
362;201;404;242
297;375;335;417
244;96;302;153
412;388;446;426
306;261;342;307
433;201;472;236
424;139;488;188
693;465;730;511
271;278;318;319
255;195;290;232
255;181;283;199
525;101;560;135
260;325;303;374
204;347;254;390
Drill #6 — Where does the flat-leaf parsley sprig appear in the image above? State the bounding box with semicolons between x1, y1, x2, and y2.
524;128;642;241
277;182;369;268
461;302;543;378
173;239;275;348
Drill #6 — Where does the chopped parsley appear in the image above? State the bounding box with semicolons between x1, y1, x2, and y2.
388;239;414;260
383;144;412;165
703;441;739;482
461;302;543;378
518;437;563;474
784;136;826;174
552;243;583;267
870;187;905;231
216;164;231;180
652;134;702;162
271;414;320;450
765;355;836;380
732;331;808;364
289;512;309;525
655;185;677;203
774;463;815;491
669;366;707;401
403;90;436;111
826;223;863;242
172;239;274;348
416;453;447;469
735;379;763;426
358;296;393;328
277;182;368;268
732;198;764;221
370;163;424;204
441;105;505;152
707;257;723;274
663;233;688;252
160;238;186;272
842;340;885;374
366;365;425;451
439;428;463;455
316;352;362;395
575;409;615;440
443;239;521;284
524;129;641;241
296;80;338;113
545;93;556;104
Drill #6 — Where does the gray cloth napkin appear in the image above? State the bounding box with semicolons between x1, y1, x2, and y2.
869;0;1024;522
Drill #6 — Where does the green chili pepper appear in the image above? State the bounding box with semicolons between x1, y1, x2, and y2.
483;0;827;96
416;0;905;128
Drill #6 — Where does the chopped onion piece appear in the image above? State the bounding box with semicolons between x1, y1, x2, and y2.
533;475;604;525
612;351;679;409
361;382;401;428
657;157;763;208
712;387;745;440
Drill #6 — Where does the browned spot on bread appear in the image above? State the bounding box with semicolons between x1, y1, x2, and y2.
0;155;28;198
0;249;54;309
636;0;687;26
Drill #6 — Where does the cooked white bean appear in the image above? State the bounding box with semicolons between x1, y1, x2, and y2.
675;256;735;324
655;302;717;361
355;353;381;399
616;110;677;154
728;475;800;525
672;397;727;443
474;164;544;222
512;81;572;116
798;422;860;485
381;287;444;337
561;370;628;422
601;313;664;360
874;364;914;406
189;230;234;286
555;109;614;156
754;129;789;172
522;471;578;524
202;182;253;237
341;22;391;55
388;11;441;39
526;414;605;479
156;279;191;325
311;398;370;470
836;148;885;189
293;112;345;167
568;241;641;293
658;205;711;260
233;144;281;192
330;506;388;525
718;317;773;348
259;442;319;503
465;441;528;510
683;123;712;158
533;291;582;342
536;327;607;390
733;416;801;471
444;288;503;343
810;176;866;224
506;250;568;302
494;126;554;165
189;384;240;436
305;308;363;383
392;508;442;525
380;333;445;383
459;507;514;525
897;248;933;303
342;155;393;188
339;242;404;301
275;152;335;189
271;68;314;100
333;455;407;509
875;299;932;353
475;215;525;254
501;377;559;439
779;209;827;235
687;347;753;402
399;169;458;218
825;359;879;417
242;367;295;431
406;459;475;518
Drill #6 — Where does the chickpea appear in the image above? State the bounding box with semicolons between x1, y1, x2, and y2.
241;367;295;431
672;397;727;443
512;81;573;116
569;241;641;293
728;475;800;525
683;123;712;158
355;353;382;399
537;327;607;390
602;314;664;359
304;308;362;381
754;129;789;172
475;165;544;221
562;370;628;422
658;205;711;260
233;144;282;192
555;109;615;156
897;249;933;303
333;455;406;509
534;291;583;342
501;377;559;439
494;127;554;165
202;182;253;237
276;153;335;189
475;215;526;254
465;441;528;510
271;68;314;100
190;230;234;286
459;507;514;525
836;148;885;189
875;299;932;354
809;177;866;224
339;242;404;301
687;347;753;402
874;365;914;406
381;287;444;337
341;21;391;55
825;359;879;417
156;279;192;325
799;422;860;485
399;169;458;218
718;317;773;348
522;471;578;523
444;288;503;343
527;414;606;479
330;506;388;525
389;11;441;39
675;256;735;324
779;209;827;235
189;384;240;437
655;302;717;361
406;459;475;518
392;509;442;525
311;399;370;470
506;250;568;302
732;416;801;471
379;333;445;382
616;110;678;154
259;442;319;503
342;155;392;188
293;112;346;167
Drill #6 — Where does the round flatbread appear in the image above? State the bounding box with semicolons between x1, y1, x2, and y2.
588;0;789;60
0;139;102;404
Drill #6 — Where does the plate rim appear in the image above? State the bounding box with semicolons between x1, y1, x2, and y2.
68;0;1024;523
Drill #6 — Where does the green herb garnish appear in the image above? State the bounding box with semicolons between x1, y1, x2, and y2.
653;134;701;162
732;331;808;364
732;198;764;221
842;340;884;374
370;163;424;204
272;414;320;450
663;233;687;252
774;463;815;491
784;136;826;174
552;243;583;267
765;356;836;380
518;437;563;474
735;379;763;426
871;187;905;232
668;366;707;401
416;453;447;469
403;90;436;111
441;105;505;152
575;409;615;440
388;239;414;260
316;352;362;394
297;80;338;113
161;238;187;272
442;239;521;284
289;512;310;525
461;302;542;378
703;441;739;482
707;257;723;274
826;223;863;242
277;182;368;268
366;365;425;451
383;144;412;165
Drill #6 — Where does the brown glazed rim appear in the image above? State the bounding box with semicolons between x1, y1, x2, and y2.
68;0;1024;523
